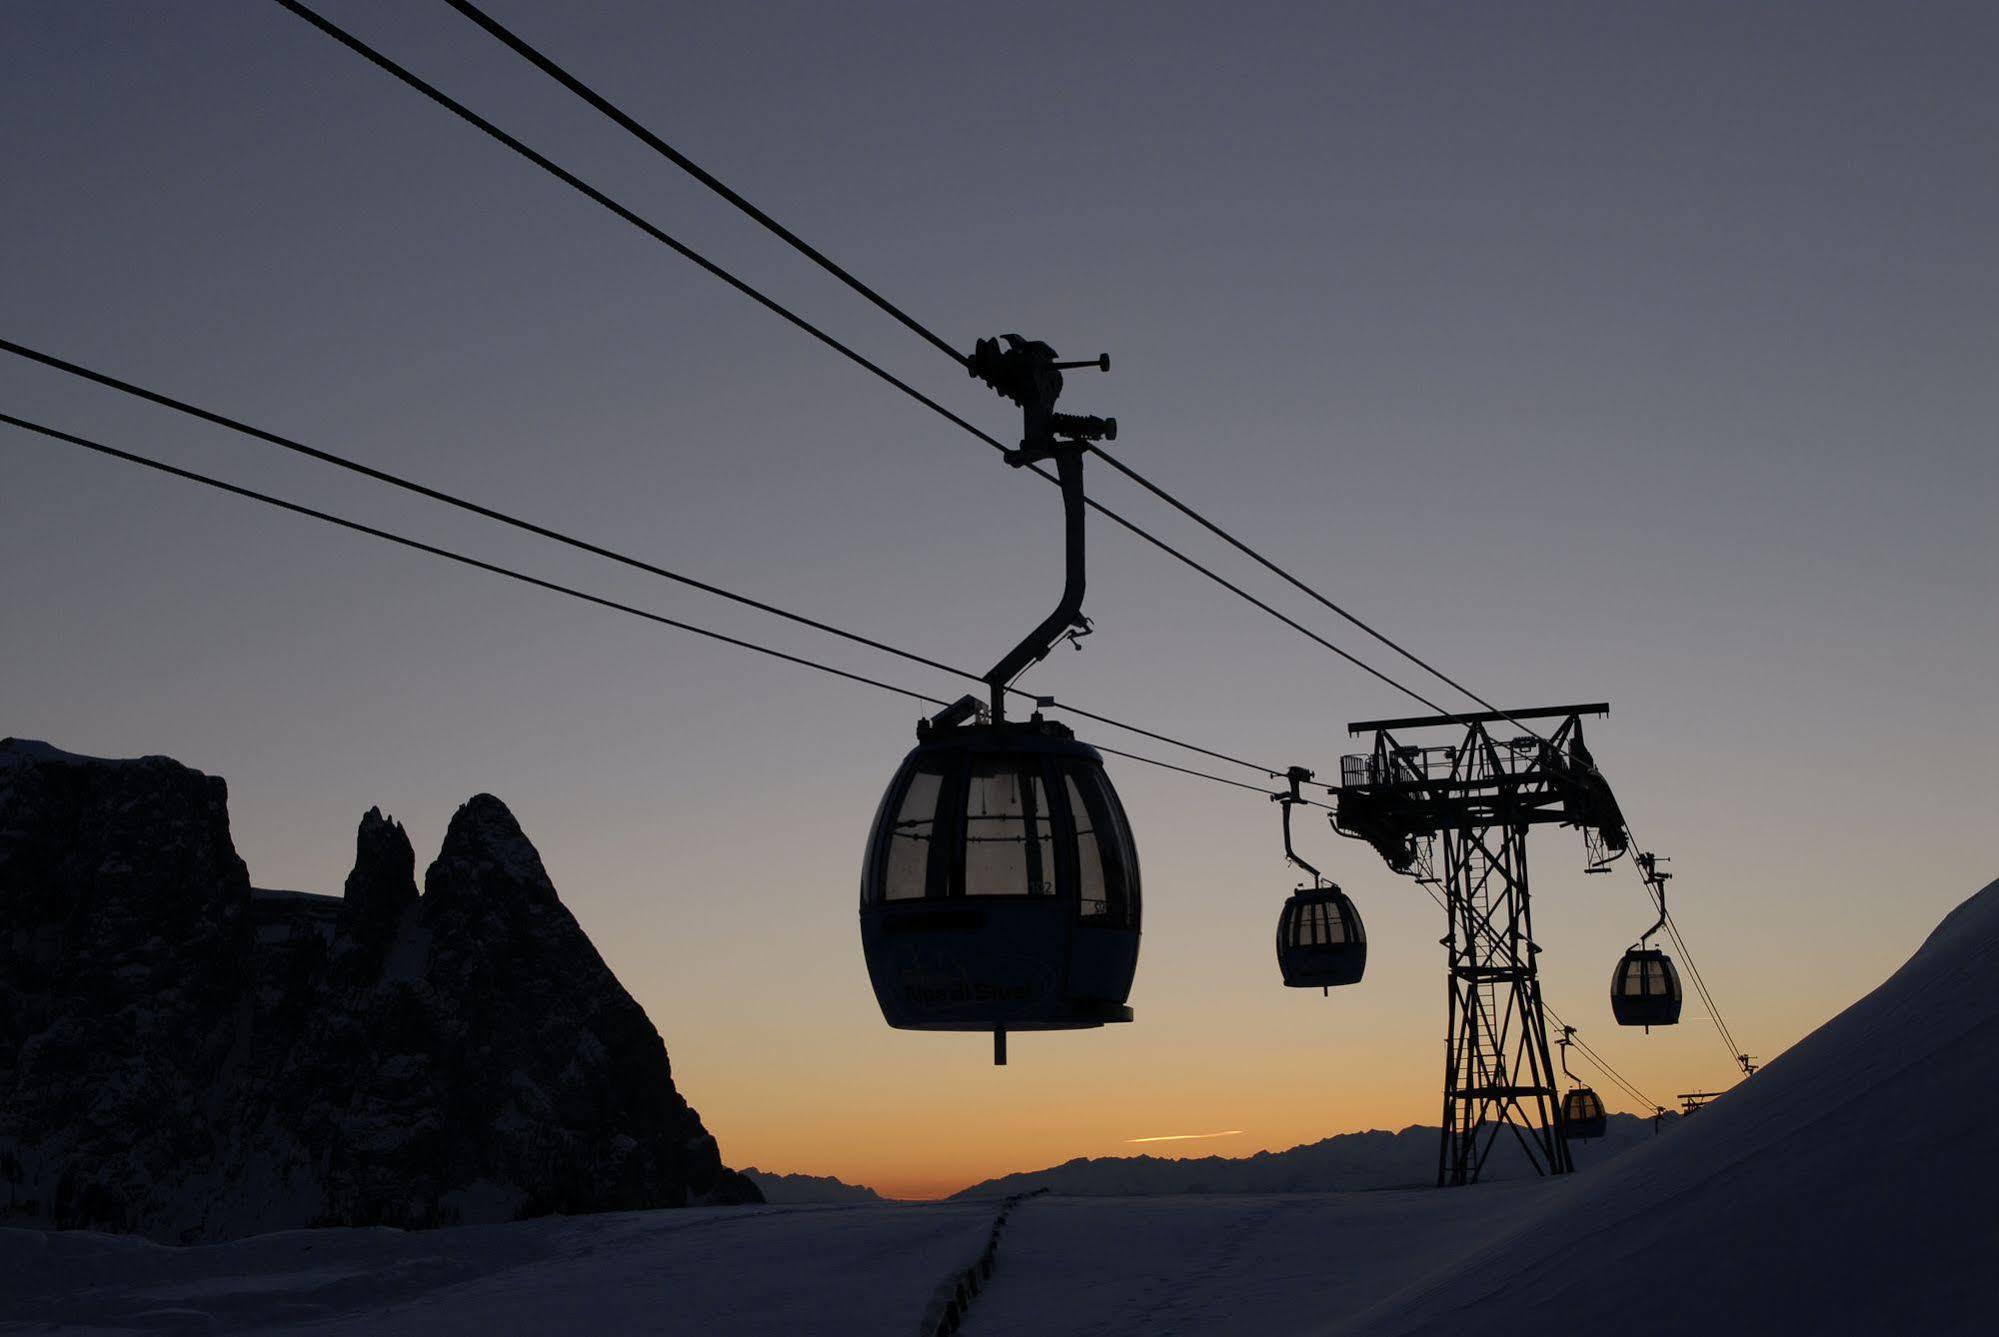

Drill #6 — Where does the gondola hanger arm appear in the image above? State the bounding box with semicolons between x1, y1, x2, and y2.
963;334;1116;721
1633;851;1671;946
1273;765;1326;888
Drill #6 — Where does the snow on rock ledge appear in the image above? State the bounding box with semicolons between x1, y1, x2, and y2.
0;739;759;1242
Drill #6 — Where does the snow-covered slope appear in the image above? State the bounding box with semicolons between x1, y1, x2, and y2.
1330;874;1999;1335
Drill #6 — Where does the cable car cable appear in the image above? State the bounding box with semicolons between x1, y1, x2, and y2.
267;0;1454;719
1535;1004;1655;1113
13;408;1671;1103
1621;831;1742;1064
278;0;1740;1077
0;337;1273;779
0;339;977;684
7;410;1303;799
1081;502;1451;713
426;0;1523;729
1663;914;1733;1047
34;3;1737;1091
1084;444;1510;721
3;405;1335;819
292;0;1743;818
1092;745;1277;795
1620;813;1747;1067
1665;913;1745;1065
1;413;950;709
1556;1017;1657;1111
435;0;966;369
433;0;1635;762
266;0;996;450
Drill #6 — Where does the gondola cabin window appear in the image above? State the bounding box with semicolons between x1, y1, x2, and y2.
1064;770;1109;917
963;757;1057;896
882;761;945;901
1064;763;1137;924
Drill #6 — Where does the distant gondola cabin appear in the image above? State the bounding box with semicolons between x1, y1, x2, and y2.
1610;947;1682;1027
1563;1087;1607;1138
1275;885;1367;989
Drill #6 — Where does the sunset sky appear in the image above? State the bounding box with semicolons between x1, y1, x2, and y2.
4;1;1993;1200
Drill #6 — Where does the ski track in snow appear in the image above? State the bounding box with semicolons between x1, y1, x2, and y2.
5;878;1995;1336
962;1184;1543;1337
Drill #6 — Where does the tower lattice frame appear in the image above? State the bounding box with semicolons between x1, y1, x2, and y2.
1334;703;1627;1186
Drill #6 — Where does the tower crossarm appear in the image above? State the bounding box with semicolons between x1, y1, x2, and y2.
1332;705;1629;869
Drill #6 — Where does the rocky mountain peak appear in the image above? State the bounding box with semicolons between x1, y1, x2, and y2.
343;805;416;924
424;792;556;906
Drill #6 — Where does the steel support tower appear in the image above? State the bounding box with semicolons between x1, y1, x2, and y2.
1333;703;1628;1186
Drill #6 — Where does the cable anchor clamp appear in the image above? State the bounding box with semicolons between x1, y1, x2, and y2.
970;334;1116;458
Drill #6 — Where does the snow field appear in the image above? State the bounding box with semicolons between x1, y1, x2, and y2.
0;1201;1000;1335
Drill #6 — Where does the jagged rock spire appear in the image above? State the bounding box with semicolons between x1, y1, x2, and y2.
343;805;416;923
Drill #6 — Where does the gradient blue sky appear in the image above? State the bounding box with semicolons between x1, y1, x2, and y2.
4;1;1994;1195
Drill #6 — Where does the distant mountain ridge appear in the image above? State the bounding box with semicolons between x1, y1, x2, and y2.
949;1113;1677;1200
742;1168;885;1204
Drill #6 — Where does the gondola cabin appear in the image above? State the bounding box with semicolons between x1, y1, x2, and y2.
1562;1086;1607;1139
859;717;1140;1055
1610;946;1682;1027
1276;885;1367;989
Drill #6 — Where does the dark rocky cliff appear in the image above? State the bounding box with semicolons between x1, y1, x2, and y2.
0;739;759;1241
